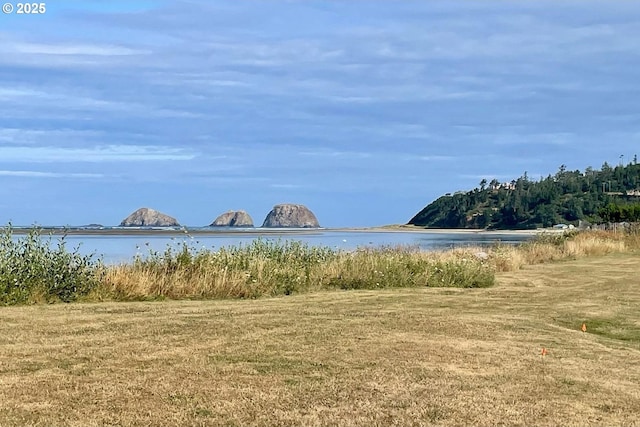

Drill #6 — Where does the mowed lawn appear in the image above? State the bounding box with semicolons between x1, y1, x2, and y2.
1;253;639;426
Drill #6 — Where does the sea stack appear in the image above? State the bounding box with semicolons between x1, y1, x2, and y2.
262;204;320;228
210;210;254;227
119;208;180;227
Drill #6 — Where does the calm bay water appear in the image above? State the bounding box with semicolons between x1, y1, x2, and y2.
47;230;535;264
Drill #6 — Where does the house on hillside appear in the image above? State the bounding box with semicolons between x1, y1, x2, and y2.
489;181;516;191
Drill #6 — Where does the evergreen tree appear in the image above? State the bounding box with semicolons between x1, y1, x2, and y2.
408;161;640;229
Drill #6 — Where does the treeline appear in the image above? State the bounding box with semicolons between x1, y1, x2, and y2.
409;159;640;229
599;203;640;222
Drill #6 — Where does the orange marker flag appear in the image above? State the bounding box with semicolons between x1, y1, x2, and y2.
581;323;587;332
541;347;548;356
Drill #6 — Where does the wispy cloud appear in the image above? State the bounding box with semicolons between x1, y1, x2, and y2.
459;174;519;181
269;183;305;189
403;155;456;161
0;145;197;162
298;150;372;159
0;170;103;178
0;128;105;145
488;132;574;146
5;41;144;56
0;86;201;119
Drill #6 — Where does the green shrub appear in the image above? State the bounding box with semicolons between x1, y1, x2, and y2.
0;224;103;304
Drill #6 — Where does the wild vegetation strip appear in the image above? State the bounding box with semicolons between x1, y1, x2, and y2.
1;224;638;304
0;252;639;426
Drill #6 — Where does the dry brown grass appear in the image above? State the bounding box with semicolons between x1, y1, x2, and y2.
1;252;639;426
94;230;639;302
488;230;632;272
98;242;495;302
102;263;255;300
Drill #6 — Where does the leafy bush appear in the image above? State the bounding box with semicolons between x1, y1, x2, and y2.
0;225;103;304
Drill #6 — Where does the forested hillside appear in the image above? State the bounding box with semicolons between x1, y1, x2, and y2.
408;159;640;229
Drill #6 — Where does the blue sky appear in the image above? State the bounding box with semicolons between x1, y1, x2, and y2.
1;1;639;227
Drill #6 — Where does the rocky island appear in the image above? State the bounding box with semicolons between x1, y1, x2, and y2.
120;208;180;227
262;204;320;228
209;210;254;227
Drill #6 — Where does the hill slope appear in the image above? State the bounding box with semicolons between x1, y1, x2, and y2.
409;161;640;229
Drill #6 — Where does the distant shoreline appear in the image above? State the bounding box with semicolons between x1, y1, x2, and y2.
5;227;324;236
4;224;560;236
333;225;545;235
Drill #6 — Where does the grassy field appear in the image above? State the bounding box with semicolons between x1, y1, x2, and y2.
1;251;639;426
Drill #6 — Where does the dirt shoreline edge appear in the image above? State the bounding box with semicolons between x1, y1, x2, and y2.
5;225;561;236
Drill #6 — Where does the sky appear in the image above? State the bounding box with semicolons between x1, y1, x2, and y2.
1;1;639;227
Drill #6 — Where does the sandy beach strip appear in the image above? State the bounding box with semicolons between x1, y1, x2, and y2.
4;225;559;236
332;225;552;235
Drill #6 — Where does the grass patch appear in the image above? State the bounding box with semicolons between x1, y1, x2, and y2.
1;253;639;426
585;317;640;342
554;316;640;343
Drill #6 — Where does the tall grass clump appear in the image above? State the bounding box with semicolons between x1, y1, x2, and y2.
489;229;633;272
103;239;339;300
0;225;103;304
427;249;495;288
102;239;495;301
326;246;494;290
624;223;640;250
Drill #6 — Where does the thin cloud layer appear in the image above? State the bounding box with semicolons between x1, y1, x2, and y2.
0;145;196;162
0;170;103;178
0;1;639;225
